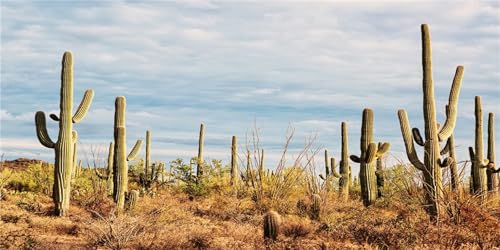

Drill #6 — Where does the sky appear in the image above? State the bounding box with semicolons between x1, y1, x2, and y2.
1;0;499;174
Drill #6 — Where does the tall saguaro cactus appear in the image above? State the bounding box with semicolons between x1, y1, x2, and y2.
197;123;205;178
398;24;463;219
113;96;143;210
375;142;389;198
351;109;390;207
338;122;350;202
145;130;151;178
230;136;239;186
442;133;459;192
486;113;499;196
35;51;94;216
469;98;498;199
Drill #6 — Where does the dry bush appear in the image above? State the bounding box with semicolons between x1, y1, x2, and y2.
83;209;162;249
281;217;314;239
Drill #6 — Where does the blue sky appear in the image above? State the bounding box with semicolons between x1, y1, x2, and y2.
1;1;499;173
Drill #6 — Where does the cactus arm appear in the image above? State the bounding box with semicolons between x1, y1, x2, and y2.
438;157;454;168
72;89;94;123
376;142;390;156
438;66;464;141
398;110;424;171
440;138;451;155
364;143;377;163
412;128;425;147
487;112;495;165
50;114;60;121
127;139;143;161
324;149;330;176
469;147;475;161
330;158;340;178
350;155;361;163
35;111;56;148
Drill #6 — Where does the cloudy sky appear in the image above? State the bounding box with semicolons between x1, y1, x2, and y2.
1;1;499;173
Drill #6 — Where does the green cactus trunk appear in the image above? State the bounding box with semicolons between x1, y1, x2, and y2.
230;136;238;186
375;142;388;198
471;96;488;201
339;122;350;202
145;130;151;178
197;123;205;179
447;135;459;192
359;109;377;206
398;24;463;220
112;97;142;211
35;51;94;216
486;113;498;196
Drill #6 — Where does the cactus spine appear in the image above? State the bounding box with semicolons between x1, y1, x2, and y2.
263;210;281;241
112;96;143;211
95;142;114;195
35;51;94;216
351;109;390;207
197;123;205;179
230;136;238;186
398;24;463;219
339;122;350;202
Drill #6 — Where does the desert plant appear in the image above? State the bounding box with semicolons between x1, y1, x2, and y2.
113;96;143;211
338;122;350;202
196;123;205;180
441;132;460;192
469;102;499;200
263;210;281;241
95;142;115;195
310;193;321;220
139;130;162;192
34;51;94;216
230;136;239;187
397;24;463;219
126;190;139;211
351;109;390;207
376;142;389;198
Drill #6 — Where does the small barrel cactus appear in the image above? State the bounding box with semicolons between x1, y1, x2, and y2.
310;194;321;220
263;210;281;241
127;190;139;211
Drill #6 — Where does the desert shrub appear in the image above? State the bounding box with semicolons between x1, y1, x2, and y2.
6;163;53;194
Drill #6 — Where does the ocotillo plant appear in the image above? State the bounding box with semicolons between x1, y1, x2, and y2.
35;51;94;216
375;142;388;198
196;123;205;179
263;210;281;241
113;96;143;211
469;98;498;200
230;136;238;186
351;109;390;207
95;142;114;195
398;24;463;219
486;113;499;196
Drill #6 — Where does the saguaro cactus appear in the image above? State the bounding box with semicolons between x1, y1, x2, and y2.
113;96;143;211
95;142;115;195
350;109;390;207
139;130;160;191
145;130;151;178
442;132;459;192
197;123;205;178
486;113;499;196
469;99;498;199
230;136;238;186
339;122;350;202
375;142;389;198
398;24;463;219
263;210;281;241
126;190;139;211
35;51;94;216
